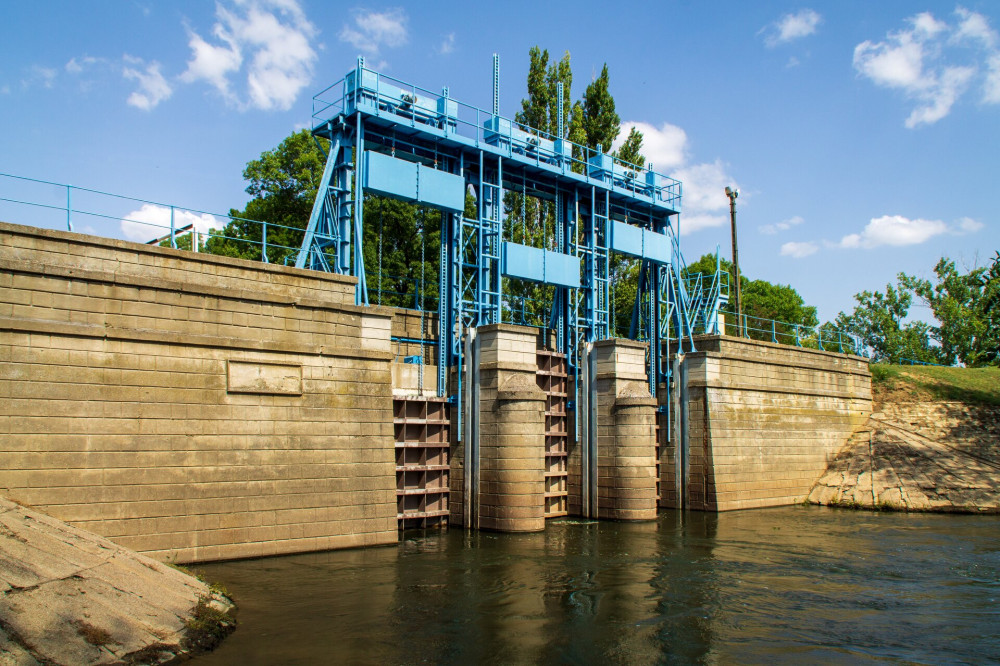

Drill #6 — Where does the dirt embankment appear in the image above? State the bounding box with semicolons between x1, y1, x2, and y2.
810;394;1000;513
0;498;234;665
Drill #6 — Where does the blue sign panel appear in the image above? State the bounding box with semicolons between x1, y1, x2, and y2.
502;242;581;288
610;221;671;264
364;151;465;212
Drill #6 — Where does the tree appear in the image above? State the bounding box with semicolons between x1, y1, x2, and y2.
901;257;995;367
684;254;818;341
581;64;620;153
834;280;936;364
206;129;326;263
983;252;1000;366
615;126;645;169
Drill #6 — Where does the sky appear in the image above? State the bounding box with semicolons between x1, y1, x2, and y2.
1;0;998;324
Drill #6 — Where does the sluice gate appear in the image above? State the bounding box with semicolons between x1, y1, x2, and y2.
301;56;725;532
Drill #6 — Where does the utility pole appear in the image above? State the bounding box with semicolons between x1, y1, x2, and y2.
725;186;742;337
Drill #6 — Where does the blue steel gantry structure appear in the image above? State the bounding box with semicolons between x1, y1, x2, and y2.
296;56;723;428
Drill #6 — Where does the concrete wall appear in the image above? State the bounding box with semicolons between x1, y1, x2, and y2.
0;221;398;562
592;340;658;521
662;335;871;511
389;308;439;397
474;325;546;532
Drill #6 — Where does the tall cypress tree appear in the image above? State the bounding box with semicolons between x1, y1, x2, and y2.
582;64;620;152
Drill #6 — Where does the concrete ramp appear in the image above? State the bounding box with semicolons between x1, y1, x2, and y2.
0;498;233;665
810;402;1000;512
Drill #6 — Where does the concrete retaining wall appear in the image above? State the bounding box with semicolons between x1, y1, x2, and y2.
0;221;398;562
663;335;872;511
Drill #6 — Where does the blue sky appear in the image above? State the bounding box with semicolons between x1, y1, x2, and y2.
1;1;998;324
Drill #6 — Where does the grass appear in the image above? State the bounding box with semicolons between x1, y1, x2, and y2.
183;597;236;652
871;364;1000;406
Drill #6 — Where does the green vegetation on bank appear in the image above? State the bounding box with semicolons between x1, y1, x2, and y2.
837;252;1000;367
870;363;1000;406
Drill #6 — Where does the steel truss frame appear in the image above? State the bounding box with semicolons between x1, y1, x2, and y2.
299;57;722;438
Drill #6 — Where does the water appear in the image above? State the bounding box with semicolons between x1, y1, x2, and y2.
193;507;1000;665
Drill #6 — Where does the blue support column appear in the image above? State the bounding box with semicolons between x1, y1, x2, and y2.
353;114;368;306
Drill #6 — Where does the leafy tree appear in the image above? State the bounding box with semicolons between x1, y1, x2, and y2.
983;252;1000;366
581;64;620;153
834;280;936;364
683;254;818;341
901;257;996;367
206;129;327;263
363;197;441;310
615;126;645;169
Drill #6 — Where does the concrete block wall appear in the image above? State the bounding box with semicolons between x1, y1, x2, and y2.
458;325;547;532
662;335;872;511
389;308;439;396
0;221;398;562
593;340;658;521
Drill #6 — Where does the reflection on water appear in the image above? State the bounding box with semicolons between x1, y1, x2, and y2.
194;507;1000;665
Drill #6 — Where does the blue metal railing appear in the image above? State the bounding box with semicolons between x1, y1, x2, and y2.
0;171;303;263
311;65;682;211
707;308;864;356
899;357;943;366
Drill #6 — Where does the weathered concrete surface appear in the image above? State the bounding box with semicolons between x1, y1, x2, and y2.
0;221;398;563
0;498;232;665
810;402;1000;512
662;335;872;511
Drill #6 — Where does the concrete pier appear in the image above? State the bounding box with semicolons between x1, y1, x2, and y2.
476;324;547;532
593;339;659;521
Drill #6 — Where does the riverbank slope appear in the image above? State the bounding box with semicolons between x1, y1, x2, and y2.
809;365;1000;513
0;498;234;664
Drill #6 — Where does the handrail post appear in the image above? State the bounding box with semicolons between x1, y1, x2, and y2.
66;185;73;231
262;220;269;263
170;206;176;248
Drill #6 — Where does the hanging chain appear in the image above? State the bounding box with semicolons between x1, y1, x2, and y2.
418;209;426;391
377;209;384;306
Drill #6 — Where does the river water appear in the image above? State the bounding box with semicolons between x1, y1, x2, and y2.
193;507;1000;665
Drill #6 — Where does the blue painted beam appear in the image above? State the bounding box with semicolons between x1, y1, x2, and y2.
609;221;671;264
502;241;581;288
363;151;465;212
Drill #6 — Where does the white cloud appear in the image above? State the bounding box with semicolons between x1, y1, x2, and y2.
763;9;822;47
673;160;731;214
836;215;948;249
612;121;733;237
438;32;455;55
614;121;687;171
120;204;223;242
181;0;317;111
0;85;9;95
180;24;242;102
23;65;57;89
903;65;974;127
339;8;408;59
854;7;1000;127
678;213;727;235
66;56;103;74
955;217;984;233
953;7;998;49
123;56;172;110
984;53;1000;103
780;241;819;258
672;160;737;236
759;215;803;235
